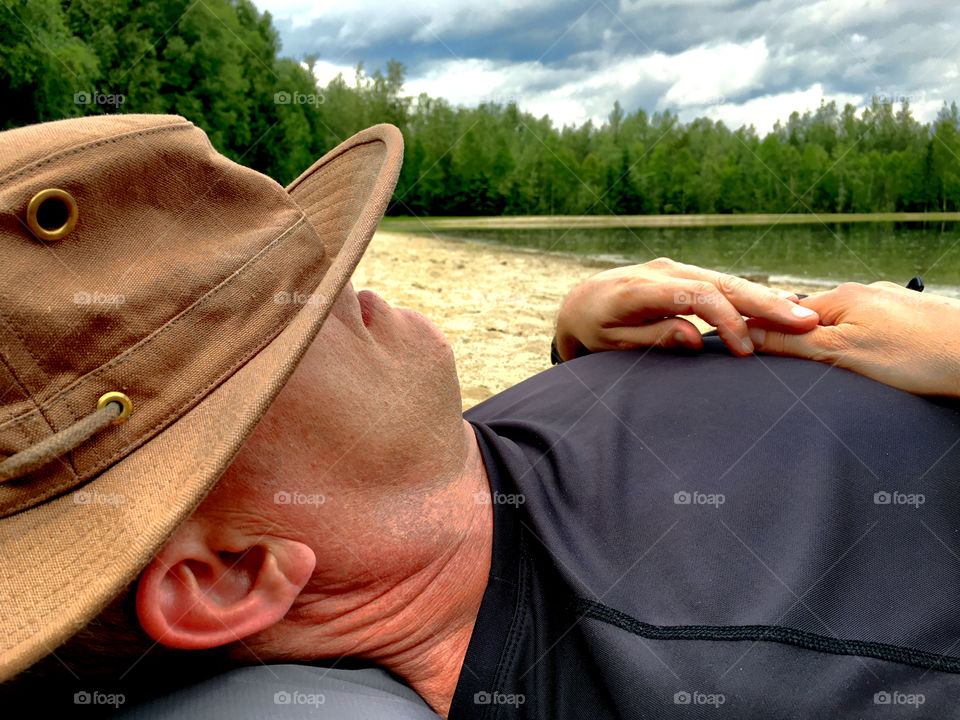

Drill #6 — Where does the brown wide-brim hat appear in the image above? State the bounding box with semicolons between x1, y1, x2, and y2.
0;115;403;680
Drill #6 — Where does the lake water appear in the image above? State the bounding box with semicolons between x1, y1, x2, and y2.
417;223;960;298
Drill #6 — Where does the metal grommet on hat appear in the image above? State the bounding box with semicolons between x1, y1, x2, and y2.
97;391;133;424
26;188;79;241
0;391;135;482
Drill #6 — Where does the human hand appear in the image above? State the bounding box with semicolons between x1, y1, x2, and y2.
554;257;820;361
747;282;960;397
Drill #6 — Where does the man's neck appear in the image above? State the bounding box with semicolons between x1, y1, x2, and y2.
260;420;493;717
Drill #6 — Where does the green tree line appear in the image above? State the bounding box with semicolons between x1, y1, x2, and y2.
3;0;960;216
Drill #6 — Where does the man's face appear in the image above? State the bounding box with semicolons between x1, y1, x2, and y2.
137;280;488;670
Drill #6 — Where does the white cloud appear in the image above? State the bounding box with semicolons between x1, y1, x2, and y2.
401;39;776;129
659;38;769;106
904;96;948;124
405;58;513;103
404;58;934;136
308;59;358;86
404;58;598;126
696;83;863;133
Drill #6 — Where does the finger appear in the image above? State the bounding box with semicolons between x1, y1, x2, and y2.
712;273;819;328
612;279;772;355
670;282;756;356
747;323;848;363
666;263;819;329
600;317;704;352
775;289;801;302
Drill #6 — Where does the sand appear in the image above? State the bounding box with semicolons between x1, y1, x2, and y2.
353;231;822;410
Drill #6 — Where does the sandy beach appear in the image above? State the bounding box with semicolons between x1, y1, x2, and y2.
353;231;822;410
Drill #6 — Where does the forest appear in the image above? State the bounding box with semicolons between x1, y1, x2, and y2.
3;0;960;217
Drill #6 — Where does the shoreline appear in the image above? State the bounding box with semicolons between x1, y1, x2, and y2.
354;231;825;410
380;212;960;231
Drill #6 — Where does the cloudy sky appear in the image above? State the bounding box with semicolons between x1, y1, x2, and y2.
251;0;960;134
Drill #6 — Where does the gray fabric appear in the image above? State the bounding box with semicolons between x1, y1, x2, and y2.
116;664;441;719
451;340;960;718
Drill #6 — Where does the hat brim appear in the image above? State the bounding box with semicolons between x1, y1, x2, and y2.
0;124;403;681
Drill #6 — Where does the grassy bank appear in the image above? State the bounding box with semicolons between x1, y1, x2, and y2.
381;213;960;232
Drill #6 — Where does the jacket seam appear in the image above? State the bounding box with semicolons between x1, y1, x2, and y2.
484;530;529;720
574;596;960;674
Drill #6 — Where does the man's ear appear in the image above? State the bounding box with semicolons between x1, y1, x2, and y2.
135;520;316;650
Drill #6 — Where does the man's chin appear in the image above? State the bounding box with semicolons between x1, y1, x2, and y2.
404;307;455;358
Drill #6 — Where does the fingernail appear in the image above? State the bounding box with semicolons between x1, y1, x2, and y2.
749;327;766;346
777;289;798;300
791;305;816;318
741;337;754;354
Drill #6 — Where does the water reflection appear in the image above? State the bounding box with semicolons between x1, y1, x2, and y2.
428;223;960;297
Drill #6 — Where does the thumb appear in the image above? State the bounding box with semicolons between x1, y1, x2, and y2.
747;324;845;362
602;317;703;351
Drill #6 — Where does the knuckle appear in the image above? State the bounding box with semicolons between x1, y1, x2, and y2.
837;281;867;296
645;256;674;271
717;273;747;295
692;281;730;314
614;277;644;302
690;280;714;300
768;332;788;355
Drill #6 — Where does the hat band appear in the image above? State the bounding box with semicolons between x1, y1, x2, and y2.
0;401;121;481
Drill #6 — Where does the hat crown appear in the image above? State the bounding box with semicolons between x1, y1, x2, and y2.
0;114;188;179
0;115;328;516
